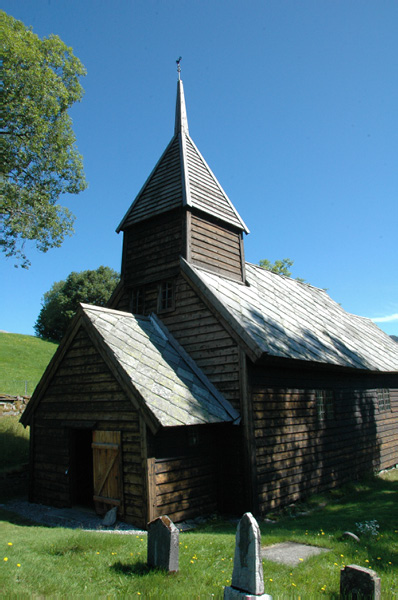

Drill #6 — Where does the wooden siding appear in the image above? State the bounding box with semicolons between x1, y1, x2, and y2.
190;213;244;281
249;364;398;513
151;455;217;522
162;275;242;411
123;209;184;288
112;274;242;411
146;425;235;523
30;327;147;527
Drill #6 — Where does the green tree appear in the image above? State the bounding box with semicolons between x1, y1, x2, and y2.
1;11;87;267
34;266;120;342
259;258;305;282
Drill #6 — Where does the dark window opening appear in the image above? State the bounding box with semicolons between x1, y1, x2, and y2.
316;390;334;421
131;287;145;314
158;280;175;312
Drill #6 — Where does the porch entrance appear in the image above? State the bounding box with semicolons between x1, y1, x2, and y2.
71;429;94;507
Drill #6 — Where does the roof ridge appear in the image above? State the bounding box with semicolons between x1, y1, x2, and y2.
245;262;327;292
80;303;150;321
185;135;249;233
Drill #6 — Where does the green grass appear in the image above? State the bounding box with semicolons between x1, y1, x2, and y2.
0;332;58;396
1;471;397;598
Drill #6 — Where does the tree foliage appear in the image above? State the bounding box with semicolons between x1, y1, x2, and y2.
259;257;294;277
1;11;87;267
259;258;305;282
34;266;120;342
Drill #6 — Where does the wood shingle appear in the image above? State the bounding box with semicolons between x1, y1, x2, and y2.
117;79;248;234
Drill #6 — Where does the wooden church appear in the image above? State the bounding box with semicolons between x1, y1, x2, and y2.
21;74;398;528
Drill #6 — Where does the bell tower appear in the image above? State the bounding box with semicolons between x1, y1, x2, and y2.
115;68;249;313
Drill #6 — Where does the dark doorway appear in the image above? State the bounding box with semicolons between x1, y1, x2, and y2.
70;429;94;508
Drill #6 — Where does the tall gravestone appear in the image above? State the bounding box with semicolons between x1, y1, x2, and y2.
340;564;381;599
224;512;273;600
147;515;179;572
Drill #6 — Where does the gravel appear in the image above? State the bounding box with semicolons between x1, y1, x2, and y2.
2;498;147;534
1;498;205;534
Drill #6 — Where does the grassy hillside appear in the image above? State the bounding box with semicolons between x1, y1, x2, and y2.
0;332;58;396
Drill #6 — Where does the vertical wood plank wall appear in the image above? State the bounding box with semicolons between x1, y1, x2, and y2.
31;327;147;528
250;364;398;513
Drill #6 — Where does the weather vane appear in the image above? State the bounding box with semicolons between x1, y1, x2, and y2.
176;56;182;80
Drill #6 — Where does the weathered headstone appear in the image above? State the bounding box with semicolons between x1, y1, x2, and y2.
102;506;117;526
147;515;179;572
340;564;381;599
224;512;273;600
342;531;360;543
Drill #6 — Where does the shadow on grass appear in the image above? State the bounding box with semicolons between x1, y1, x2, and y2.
111;561;174;577
255;475;398;574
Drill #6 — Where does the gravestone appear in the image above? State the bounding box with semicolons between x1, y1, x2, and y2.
340;564;381;599
102;506;117;526
224;512;273;600
147;515;179;572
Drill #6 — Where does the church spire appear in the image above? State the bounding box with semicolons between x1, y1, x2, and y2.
174;58;189;135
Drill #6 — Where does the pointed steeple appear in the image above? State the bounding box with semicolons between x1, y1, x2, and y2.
175;79;189;136
117;76;248;235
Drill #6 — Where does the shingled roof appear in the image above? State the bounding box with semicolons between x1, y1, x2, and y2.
182;259;398;372
117;79;249;233
22;304;239;430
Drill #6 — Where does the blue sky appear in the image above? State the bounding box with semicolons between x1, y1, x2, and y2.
2;0;397;337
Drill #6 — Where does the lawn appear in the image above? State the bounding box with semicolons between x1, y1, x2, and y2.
0;332;58;396
1;467;397;598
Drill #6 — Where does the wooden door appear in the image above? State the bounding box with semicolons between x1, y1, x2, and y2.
92;431;123;516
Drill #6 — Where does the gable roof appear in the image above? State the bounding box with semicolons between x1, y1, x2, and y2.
117;79;249;233
182;259;398;372
21;304;239;430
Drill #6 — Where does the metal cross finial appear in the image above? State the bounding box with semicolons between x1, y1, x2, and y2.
176;56;182;80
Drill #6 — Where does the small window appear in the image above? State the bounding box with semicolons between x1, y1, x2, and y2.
377;389;391;412
158;280;175;312
131;287;145;314
316;390;334;421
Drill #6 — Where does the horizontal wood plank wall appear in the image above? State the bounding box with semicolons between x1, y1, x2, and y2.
153;455;218;523
190;213;243;281
145;426;221;523
31;327;146;527
123;209;183;288
162;275;241;410
250;364;398;513
109;286;130;312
